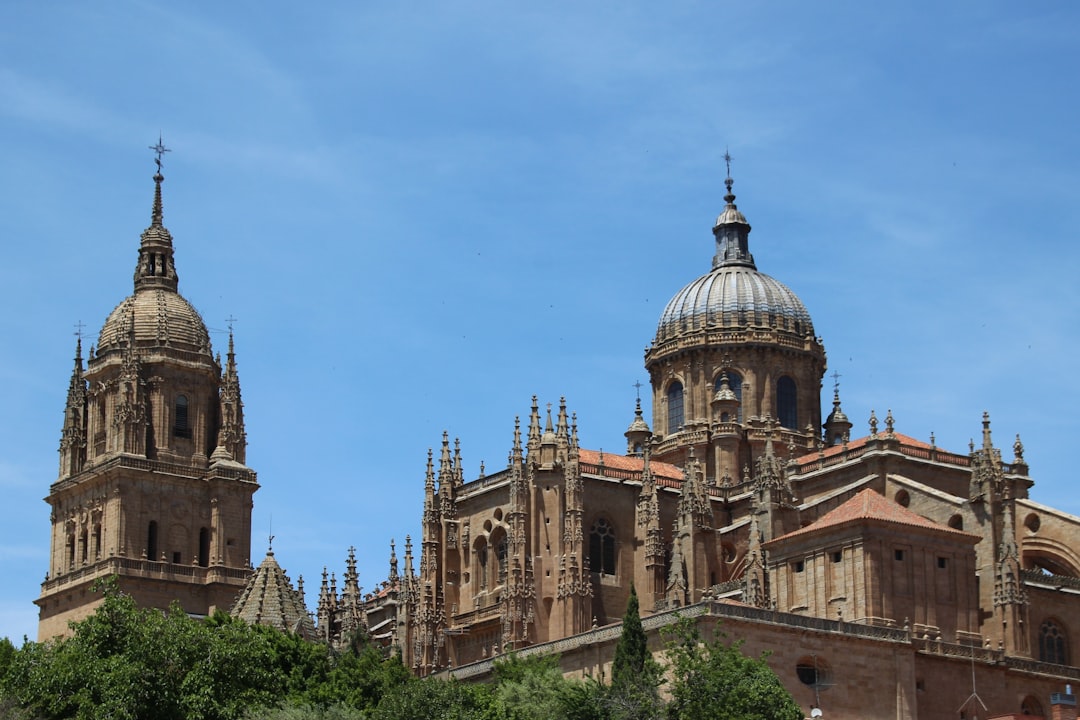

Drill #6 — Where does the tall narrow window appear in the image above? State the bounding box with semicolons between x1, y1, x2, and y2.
93;523;102;561
667;382;684;432
589;517;617;575
1039;619;1069;665
477;543;488;589
777;376;797;429
174;395;192;439
147;521;159;560
198;527;210;568
496;537;508;585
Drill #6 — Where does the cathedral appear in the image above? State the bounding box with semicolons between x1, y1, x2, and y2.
39;152;1080;719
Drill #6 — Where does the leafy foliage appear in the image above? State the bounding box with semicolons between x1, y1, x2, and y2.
0;578;803;720
662;617;802;720
0;578;406;720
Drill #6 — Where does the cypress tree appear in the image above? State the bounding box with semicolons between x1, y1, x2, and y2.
611;584;647;689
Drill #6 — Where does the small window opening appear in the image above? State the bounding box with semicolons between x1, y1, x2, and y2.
172;551;181;564
831;551;842;563
198;527;210;568
173;395;192;439
147;521;158;560
794;560;805;573
895;549;905;561
937;557;948;569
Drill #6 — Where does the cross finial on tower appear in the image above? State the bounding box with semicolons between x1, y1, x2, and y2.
830;370;842;395
723;148;734;197
226;315;238;333
149;134;171;173
73;320;86;342
633;380;643;400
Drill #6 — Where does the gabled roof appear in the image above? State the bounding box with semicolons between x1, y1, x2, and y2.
231;550;315;638
766;488;977;546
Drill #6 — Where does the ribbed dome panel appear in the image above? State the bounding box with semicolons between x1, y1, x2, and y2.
656;265;814;343
98;288;211;357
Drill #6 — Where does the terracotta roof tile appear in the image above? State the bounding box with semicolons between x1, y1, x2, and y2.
794;432;935;464
578;448;683;482
767;488;974;545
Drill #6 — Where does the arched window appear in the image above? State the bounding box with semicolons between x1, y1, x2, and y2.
476;542;488;589
1039;619;1069;665
589;517;616;575
198;527;210;568
1021;696;1044;717
173;395;192;439
777;376;797;429
496;536;508;586
147;521;159;561
715;371;743;421
667;382;684;432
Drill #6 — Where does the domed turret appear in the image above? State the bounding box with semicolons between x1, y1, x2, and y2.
645;158;826;479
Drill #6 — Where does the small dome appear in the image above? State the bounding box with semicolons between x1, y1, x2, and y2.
655;265;815;343
97;288;211;357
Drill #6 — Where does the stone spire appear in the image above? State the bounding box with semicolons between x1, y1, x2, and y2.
231;547;314;639
741;511;770;609
388;538;399;585
213;328;247;464
339;546;364;638
134;143;179;292
437;432;456;520
58;336;88;478
554;404;589;635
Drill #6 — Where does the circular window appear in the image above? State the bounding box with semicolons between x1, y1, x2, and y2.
493;508;503;521
722;543;737;563
1024;513;1041;534
948;514;964;530
895;490;910;507
795;656;831;689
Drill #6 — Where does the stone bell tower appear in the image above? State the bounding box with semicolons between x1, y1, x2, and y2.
36;145;257;639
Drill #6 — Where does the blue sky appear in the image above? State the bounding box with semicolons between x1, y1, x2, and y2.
1;2;1077;642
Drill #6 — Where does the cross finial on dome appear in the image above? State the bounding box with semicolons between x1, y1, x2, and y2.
723;148;735;202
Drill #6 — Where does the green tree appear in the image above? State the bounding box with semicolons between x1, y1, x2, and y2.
369;676;493;720
662;617;802;720
606;586;662;720
1;579;285;720
491;652;607;720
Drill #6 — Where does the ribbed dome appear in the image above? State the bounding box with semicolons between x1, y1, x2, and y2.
654;171;815;344
655;265;815;343
97;288;211;357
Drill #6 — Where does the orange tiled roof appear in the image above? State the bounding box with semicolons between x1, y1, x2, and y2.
794;432;935;464
577;448;682;481
766;488;972;545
